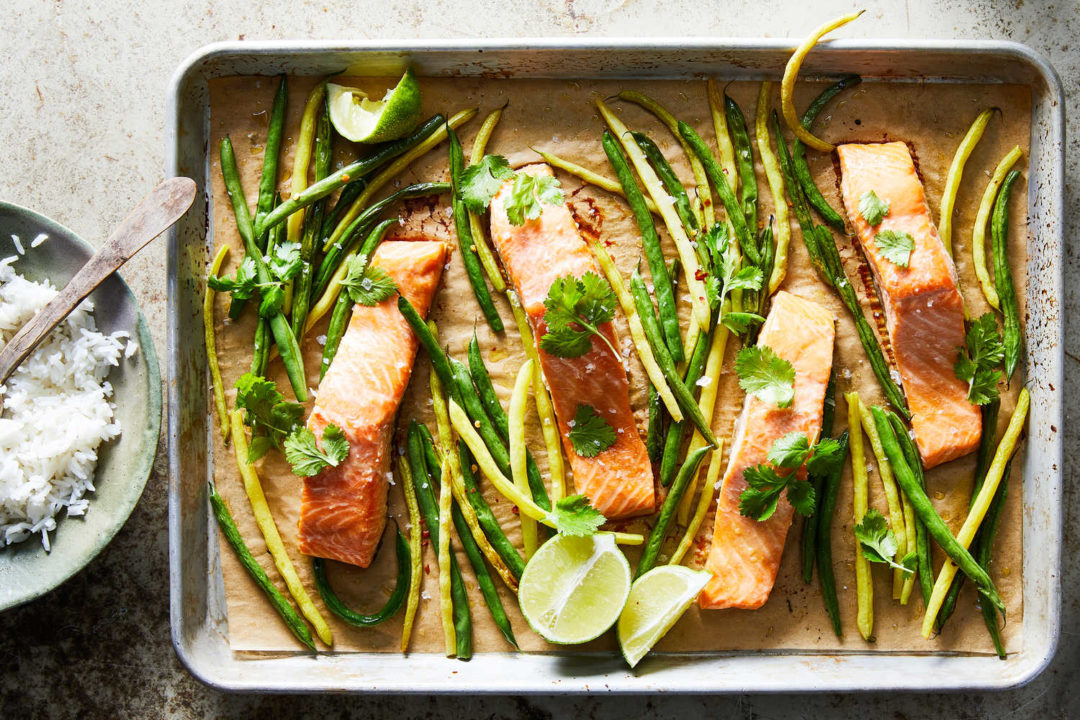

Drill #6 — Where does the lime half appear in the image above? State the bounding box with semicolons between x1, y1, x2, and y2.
518;533;631;645
327;69;421;144
617;565;711;668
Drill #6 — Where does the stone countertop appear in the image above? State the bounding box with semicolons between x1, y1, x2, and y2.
1;1;1075;717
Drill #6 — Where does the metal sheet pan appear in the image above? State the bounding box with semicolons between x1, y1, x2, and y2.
166;38;1064;693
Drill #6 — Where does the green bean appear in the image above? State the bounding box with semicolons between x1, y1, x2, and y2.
870;406;1005;615
292;96;333;337
936;399;999;629
646;384;665;463
207;484;315;650
457;440;526;579
755;224;776;318
449;358;550;511
975;458;1011;658
448;126;503;333
416;425;514;648
801;368;837;583
632;131;698;233
887;410;933;608
257;114;445;238
792;76;861;233
219;137;307;400
816;431;848;637
315;182;451;299
678;121;760;267
629;270;718;447
253;76;288;240
992;170;1022;380
658;322;712;486
250;320;269;375
636;445;710;578
318;218;397;378
321;179;367;238
724;94;758;231
602;131;683;364
311;527;409;627
468;333;509;442
771;114;909;418
399;297;458;395
405;422;472;659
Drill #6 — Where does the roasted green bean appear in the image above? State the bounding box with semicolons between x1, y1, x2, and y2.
636;445;710;578
312;527;409;627
992;170;1023;380
724;93;758;230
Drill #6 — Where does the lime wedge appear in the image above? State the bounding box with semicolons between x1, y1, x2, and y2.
327;69;421;144
518;533;631;645
617;565;711;668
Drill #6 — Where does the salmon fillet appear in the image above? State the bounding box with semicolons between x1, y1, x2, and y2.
837;141;980;468
297;240;446;567
489;164;654;519
701;291;835;610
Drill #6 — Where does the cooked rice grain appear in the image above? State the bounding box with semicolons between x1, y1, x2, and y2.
0;256;133;549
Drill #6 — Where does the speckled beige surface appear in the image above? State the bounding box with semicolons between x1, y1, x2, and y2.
0;0;1076;717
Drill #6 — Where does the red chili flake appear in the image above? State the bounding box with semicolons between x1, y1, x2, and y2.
422;529;431;539
695;268;708;281
511;506;519;515
342;174;351;182
424;564;431;575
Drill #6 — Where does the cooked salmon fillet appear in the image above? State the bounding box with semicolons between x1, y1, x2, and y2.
837;141;980;468
701;291;835;610
297;240;446;567
489;163;654;519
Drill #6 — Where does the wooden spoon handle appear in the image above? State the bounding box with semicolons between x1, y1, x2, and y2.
0;177;196;388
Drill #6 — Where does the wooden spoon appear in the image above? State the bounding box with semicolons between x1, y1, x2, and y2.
0;177;196;410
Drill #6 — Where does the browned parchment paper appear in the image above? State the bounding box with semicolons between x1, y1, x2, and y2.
206;74;1030;657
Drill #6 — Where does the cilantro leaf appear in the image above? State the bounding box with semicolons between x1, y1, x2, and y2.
208;255;258;300
258;283;285;319
726;265;765;293
854;509;914;574
735;345;796;409
546;494;606;536
505;173;564;226
341;256;398;306
738;464;815;521
954;312;1005;405
284;424;350;477
234;373;305;461
874;229;915;268
267;241;302;283
459;154;515;214
806;436;846;477
721;311;765;334
858;190;890;227
768;432;811;469
568;404;617;458
538;272;619;359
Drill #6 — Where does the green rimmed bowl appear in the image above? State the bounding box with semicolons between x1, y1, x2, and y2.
0;201;161;611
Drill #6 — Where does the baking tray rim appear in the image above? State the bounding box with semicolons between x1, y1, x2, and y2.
166;36;1064;694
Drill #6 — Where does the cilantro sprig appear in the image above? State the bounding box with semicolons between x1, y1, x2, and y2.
854;509;916;574
208;256;259;301
284;425;349;477
699;224;765;334
538;272;619;359
208;241;302;319
459;154;515;213
234;373;305;462
738;432;844;521
234;372;350;475
546;494;606;536
858;190;890;227
954;312;1005;405
735;345;796;409
874;229;915;268
568;404;616;458
341;256;398;306
505;172;564;226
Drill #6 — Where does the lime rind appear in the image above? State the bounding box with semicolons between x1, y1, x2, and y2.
327;68;421;144
617;565;711;668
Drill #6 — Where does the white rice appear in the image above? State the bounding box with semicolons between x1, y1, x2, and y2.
0;255;134;550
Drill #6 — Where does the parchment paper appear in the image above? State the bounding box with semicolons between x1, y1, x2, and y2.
207;75;1030;657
